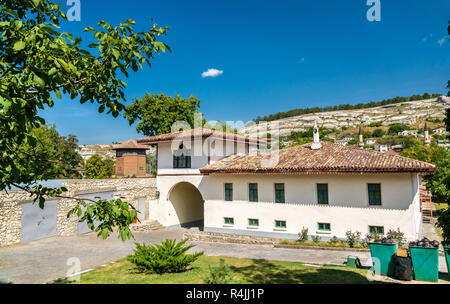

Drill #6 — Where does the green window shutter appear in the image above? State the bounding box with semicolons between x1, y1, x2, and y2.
224;217;234;225
317;184;329;204
275;220;286;229
249;183;258;202
318;223;331;231
248;218;259;226
275;183;285;203
368;184;381;205
224;183;233;201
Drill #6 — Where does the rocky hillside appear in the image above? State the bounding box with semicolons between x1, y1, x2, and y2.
77;144;156;162
240;96;450;138
77;144;116;162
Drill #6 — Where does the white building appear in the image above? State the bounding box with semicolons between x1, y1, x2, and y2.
137;127;434;241
398;130;418;137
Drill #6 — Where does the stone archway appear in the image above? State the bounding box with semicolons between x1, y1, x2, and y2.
168;182;204;228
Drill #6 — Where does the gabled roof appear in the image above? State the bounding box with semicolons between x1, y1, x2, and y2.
112;139;150;150
137;128;263;145
200;141;435;174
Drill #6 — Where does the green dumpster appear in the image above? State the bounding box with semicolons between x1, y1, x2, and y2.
444;246;450;279
369;242;398;276
409;246;439;282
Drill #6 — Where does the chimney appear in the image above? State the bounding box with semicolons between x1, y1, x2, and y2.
424;122;431;146
358;124;364;148
311;120;322;150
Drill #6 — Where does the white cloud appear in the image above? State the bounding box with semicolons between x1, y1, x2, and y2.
421;33;432;42
438;36;446;46
201;68;223;78
299;57;305;63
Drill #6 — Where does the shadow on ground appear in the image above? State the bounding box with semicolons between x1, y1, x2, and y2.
229;259;389;284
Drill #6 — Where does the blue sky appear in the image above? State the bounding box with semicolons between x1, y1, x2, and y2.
41;0;449;144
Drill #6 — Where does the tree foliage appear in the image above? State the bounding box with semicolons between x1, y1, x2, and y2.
0;0;170;240
15;123;83;179
401;140;450;203
124;93;200;136
84;154;115;179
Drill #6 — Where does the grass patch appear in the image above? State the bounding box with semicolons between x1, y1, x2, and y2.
435;203;448;215
54;255;383;284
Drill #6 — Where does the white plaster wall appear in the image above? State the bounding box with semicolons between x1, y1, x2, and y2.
153;172;420;240
204;200;417;240
156;138;255;174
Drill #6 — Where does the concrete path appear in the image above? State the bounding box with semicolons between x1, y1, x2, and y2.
0;228;184;284
0;229;448;284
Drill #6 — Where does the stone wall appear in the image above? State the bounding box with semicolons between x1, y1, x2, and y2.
183;228;281;245
0;178;156;247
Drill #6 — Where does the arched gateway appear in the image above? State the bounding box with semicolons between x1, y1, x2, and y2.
168;182;204;228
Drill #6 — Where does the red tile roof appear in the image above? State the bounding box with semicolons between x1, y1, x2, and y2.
112;139;150;150
137;128;263;144
200;141;435;174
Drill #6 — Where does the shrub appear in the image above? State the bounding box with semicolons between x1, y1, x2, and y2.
365;232;383;243
203;259;234;284
437;206;450;246
311;235;321;243
328;236;340;244
128;239;204;274
345;230;362;248
298;227;308;242
386;228;405;245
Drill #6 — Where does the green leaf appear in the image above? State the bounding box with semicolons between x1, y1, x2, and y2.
55;89;62;99
48;67;58;76
13;40;26;51
32;0;41;7
34;74;46;88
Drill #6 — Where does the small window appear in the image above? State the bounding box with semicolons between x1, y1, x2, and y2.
275;220;286;229
249;183;258;202
274;183;285;203
369;226;384;235
224;183;233;201
248;218;259;227
318;223;331;231
317;184;329;204
224;217;234;225
173;154;191;168
368;184;381;205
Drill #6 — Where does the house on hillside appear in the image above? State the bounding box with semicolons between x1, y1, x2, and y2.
398;130;418;137
133;124;434;241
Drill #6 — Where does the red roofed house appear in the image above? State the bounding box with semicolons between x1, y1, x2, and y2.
112;139;150;177
137;124;434;241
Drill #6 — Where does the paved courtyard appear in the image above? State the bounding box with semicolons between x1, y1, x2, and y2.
0;228;448;284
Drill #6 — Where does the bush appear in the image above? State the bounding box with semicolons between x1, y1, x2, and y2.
386;228;405;245
437;206;450;246
311;235;321;243
128;239;204;274
345;230;362;248
328;236;340;244
298;227;308;242
203;259;234;284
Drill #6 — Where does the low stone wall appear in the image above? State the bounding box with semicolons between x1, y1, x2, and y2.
183;228;281;245
0;178;156;247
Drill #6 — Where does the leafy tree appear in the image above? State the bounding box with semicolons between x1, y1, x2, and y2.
388;123;409;135
0;0;170;240
124;93;200;136
371;129;385;138
18;124;83;179
445;108;450;132
84;155;115;179
401;140;450;203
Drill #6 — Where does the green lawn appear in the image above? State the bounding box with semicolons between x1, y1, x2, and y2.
55;255;385;284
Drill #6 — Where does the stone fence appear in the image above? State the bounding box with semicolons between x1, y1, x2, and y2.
0;178;156;247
